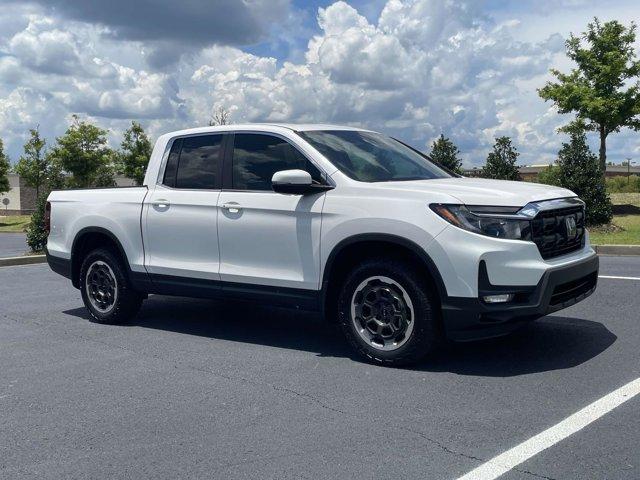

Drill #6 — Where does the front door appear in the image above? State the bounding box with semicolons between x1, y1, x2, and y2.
217;133;326;291
143;134;224;281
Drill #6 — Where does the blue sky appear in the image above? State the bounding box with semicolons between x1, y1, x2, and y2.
0;0;638;167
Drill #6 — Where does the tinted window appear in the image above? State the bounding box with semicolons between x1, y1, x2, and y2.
162;139;182;187
299;130;451;182
232;134;323;190
174;135;222;189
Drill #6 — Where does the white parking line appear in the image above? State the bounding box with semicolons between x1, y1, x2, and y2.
456;377;640;480
599;275;640;281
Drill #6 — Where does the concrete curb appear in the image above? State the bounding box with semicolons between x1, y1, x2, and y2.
594;245;640;256
0;254;46;267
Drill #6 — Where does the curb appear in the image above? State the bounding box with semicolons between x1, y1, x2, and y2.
0;254;46;267
594;245;640;256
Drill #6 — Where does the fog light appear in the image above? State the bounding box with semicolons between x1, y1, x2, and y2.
482;294;514;304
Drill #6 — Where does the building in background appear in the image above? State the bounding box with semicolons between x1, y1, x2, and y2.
0;174;36;215
0;174;135;215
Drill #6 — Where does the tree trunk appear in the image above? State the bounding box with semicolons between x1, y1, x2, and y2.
599;126;607;174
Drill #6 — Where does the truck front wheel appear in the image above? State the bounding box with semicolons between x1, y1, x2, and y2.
337;259;441;366
79;248;143;324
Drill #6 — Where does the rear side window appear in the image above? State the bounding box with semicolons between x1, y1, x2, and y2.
162;135;222;189
232;134;323;190
162;139;181;187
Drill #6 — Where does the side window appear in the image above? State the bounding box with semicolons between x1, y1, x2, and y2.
162;139;182;187
175;135;222;189
162;136;222;189
232;134;323;191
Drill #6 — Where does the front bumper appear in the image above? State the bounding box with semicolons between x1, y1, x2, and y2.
441;253;599;341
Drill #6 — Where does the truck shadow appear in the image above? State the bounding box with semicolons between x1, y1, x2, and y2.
64;295;616;377
424;317;616;376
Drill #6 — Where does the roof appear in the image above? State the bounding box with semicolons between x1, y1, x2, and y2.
260;123;373;132
161;123;375;138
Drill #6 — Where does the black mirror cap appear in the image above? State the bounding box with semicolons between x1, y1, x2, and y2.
272;182;335;195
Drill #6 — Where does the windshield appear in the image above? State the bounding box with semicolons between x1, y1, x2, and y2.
298;130;451;182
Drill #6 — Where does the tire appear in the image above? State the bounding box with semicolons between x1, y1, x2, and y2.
79;248;143;324
337;258;441;366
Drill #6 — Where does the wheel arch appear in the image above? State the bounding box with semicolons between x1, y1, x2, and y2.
70;227;132;289
320;233;447;322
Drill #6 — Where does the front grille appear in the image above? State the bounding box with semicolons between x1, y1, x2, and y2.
550;272;597;306
530;205;585;259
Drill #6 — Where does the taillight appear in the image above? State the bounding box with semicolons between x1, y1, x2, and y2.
44;201;51;235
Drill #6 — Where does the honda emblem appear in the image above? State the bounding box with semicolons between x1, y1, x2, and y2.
565;216;577;239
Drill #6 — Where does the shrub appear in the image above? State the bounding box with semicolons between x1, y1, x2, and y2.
557;130;612;225
536;165;562;186
26;195;48;252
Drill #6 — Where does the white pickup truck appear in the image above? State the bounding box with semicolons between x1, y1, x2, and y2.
46;124;598;365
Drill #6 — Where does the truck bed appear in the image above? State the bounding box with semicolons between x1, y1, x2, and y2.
47;187;149;273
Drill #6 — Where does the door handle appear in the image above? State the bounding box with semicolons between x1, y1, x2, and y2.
152;199;170;209
222;202;241;213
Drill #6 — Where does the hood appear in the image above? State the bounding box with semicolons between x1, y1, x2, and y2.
374;177;576;207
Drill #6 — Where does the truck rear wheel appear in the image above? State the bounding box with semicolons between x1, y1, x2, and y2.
79;248;143;324
337;259;441;366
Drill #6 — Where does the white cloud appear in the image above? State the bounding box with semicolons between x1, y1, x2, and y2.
9;17;81;75
0;0;637;167
0;13;183;157
182;0;569;165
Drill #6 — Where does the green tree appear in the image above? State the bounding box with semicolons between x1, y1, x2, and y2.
45;155;66;191
117;121;152;185
482;137;521;180
15;127;47;198
0;138;10;194
49;115;115;188
94;159;118;188
538;18;640;172
557;124;612;225
429;134;463;174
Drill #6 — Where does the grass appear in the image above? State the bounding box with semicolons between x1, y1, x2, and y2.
589;193;640;245
0;215;30;233
590;215;640;245
610;192;640;207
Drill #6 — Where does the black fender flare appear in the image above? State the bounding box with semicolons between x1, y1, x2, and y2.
320;233;448;315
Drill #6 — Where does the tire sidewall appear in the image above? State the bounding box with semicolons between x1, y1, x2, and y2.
337;260;439;365
79;248;136;324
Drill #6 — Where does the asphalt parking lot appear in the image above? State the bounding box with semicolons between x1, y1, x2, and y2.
1;257;638;479
0;233;28;258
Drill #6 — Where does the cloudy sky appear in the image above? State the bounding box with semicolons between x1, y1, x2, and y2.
0;0;639;167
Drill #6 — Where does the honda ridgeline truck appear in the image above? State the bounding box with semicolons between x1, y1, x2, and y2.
45;124;598;365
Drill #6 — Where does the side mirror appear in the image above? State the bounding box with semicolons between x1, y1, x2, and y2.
271;169;314;195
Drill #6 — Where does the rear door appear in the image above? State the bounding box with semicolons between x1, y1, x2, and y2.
217;132;327;291
143;134;224;282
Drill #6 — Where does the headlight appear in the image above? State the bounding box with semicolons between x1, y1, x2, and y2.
430;204;531;240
